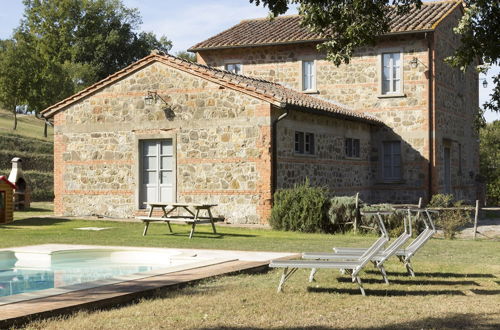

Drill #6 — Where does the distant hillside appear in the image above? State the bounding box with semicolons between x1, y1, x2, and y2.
0;109;54;201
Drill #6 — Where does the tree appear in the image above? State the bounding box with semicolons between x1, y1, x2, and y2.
0;0;172;135
175;51;197;62
19;0;172;89
249;0;500;112
480;121;500;205
0;39;39;130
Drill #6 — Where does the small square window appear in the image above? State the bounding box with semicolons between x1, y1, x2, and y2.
225;63;242;74
295;131;314;155
345;138;360;158
295;131;304;153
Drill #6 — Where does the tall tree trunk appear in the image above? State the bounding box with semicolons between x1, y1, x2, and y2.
13;106;17;130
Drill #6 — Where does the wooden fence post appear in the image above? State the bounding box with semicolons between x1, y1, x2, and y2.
473;200;480;240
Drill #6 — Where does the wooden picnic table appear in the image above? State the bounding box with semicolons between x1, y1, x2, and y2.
136;202;219;239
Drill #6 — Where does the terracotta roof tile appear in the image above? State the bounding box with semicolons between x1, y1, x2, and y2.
189;1;461;51
41;52;381;125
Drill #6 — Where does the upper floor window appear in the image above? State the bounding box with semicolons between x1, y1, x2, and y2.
345;138;360;158
383;141;402;181
381;53;401;95
295;131;315;155
225;63;242;74
302;60;315;91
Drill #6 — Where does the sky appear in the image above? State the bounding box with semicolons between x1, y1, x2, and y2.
0;0;498;122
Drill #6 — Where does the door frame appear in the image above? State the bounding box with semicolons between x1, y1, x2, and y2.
133;132;177;209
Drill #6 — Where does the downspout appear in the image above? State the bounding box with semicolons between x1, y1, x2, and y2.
271;110;289;198
426;32;434;202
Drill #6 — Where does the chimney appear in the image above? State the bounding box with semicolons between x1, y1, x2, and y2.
8;157;30;210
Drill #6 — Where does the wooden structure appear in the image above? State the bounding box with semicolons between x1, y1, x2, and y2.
136;202;219;239
0;176;16;224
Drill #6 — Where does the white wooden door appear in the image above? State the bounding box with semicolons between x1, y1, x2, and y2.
140;139;174;206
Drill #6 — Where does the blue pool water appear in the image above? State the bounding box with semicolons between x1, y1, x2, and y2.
0;261;160;297
0;249;193;299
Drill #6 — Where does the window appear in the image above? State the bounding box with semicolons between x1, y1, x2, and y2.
295;131;314;155
225;63;242;74
302;60;315;91
381;53;401;94
345;138;360;158
383;141;401;181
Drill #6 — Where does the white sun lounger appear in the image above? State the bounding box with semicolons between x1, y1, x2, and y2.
303;208;413;284
331;208;437;277
269;211;390;296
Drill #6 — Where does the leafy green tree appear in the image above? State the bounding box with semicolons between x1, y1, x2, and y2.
480;121;500;205
0;0;172;135
250;0;500;112
175;51;197;62
0;38;40;130
19;0;172;89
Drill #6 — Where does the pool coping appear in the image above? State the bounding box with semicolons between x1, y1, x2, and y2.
0;245;299;328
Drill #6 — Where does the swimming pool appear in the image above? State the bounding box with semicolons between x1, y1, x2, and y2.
0;246;232;305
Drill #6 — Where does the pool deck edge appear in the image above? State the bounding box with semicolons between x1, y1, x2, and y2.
0;258;289;328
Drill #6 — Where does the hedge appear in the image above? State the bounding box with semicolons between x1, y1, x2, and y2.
0;134;53;154
0;150;53;172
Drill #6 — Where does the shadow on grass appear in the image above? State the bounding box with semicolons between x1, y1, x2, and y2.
198;313;500;329
470;289;500;295
306;287;467;296
336;277;480;286
3;217;71;227
365;270;497;278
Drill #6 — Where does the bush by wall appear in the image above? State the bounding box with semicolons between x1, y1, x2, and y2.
0;150;53;172
269;181;330;233
25;170;54;201
428;194;471;239
0;134;53;155
361;203;408;236
327;196;358;232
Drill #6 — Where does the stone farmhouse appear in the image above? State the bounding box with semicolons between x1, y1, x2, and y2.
41;0;479;224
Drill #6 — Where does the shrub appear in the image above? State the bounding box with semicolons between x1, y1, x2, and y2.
0;134;53;155
327;196;358;232
428;194;471;239
361;203;407;236
0;150;53;172
269;181;330;233
25;170;54;201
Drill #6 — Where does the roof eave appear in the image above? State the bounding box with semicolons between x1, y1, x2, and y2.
189;29;436;52
285;104;383;126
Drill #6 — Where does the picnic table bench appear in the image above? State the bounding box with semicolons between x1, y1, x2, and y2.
136;202;219;239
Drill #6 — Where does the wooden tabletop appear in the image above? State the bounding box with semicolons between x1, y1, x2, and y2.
147;202;217;208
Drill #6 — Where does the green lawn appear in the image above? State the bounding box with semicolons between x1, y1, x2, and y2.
0;109;53;141
3;203;500;329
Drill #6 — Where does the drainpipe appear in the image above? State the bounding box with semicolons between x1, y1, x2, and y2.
426;32;434;202
271;110;289;198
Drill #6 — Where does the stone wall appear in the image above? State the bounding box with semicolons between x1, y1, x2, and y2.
53;61;273;223
276;110;374;201
198;35;432;203
433;7;480;202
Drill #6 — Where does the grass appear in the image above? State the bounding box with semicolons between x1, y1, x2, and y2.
0;108;54;201
0;109;53;141
3;203;500;329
